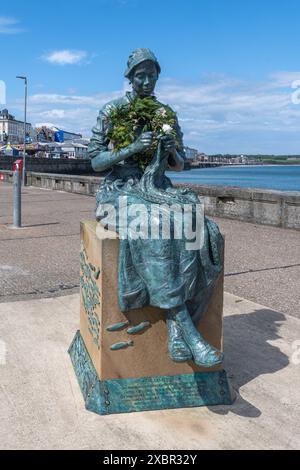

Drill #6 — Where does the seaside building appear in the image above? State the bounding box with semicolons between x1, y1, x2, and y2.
58;142;88;159
0;109;32;144
35;141;88;159
35;125;82;143
184;146;198;160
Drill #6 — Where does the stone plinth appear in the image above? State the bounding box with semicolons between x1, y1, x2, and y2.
69;220;234;414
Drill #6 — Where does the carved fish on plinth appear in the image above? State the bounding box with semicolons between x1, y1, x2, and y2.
110;340;134;351
127;321;151;335
106;320;130;332
94;269;101;280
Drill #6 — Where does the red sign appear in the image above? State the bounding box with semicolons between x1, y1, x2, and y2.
12;159;23;174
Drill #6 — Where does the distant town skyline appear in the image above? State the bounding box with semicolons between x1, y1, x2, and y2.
1;0;300;154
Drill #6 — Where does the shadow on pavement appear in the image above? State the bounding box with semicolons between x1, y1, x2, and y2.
23;222;60;228
208;308;289;418
225;263;300;277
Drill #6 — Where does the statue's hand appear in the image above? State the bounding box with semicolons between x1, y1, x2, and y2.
161;134;176;153
131;132;154;154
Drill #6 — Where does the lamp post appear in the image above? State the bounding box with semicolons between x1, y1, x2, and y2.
16;76;27;185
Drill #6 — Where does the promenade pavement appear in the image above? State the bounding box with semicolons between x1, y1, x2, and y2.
0;292;299;450
1;182;299;318
1;181;300;450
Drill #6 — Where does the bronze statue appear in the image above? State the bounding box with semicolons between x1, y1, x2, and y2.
88;48;224;368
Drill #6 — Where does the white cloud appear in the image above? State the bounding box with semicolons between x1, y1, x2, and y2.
156;74;300;152
18;90;123;135
0;16;24;34
268;72;300;88
38;109;66;119
29;92;122;106
42;50;89;65
9;72;300;153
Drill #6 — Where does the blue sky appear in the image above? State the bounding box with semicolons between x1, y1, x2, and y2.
1;0;300;153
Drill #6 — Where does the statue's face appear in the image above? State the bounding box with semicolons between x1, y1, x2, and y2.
131;60;158;97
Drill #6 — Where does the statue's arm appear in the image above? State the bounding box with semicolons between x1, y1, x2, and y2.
167;115;185;172
88;109;137;172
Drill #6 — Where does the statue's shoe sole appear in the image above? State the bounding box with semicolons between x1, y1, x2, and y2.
170;355;193;362
193;352;224;368
168;348;193;362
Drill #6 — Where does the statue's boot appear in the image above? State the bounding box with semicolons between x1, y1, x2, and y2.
166;312;193;362
173;305;224;368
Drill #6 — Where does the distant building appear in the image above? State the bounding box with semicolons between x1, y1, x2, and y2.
184;146;198;160
35;126;55;143
0;109;32;144
196;152;209;162
39;141;88;159
35;125;82;143
60;142;88;159
59;129;82;141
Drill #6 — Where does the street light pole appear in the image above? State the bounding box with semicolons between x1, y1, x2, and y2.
16;76;27;185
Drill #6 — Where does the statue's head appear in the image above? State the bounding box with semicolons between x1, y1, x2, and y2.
125;48;161;97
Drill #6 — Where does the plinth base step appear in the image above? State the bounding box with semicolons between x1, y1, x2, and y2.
68;331;235;415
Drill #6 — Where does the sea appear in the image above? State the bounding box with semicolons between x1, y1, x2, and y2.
167;165;300;192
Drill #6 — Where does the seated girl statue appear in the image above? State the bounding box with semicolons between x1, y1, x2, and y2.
88;48;224;368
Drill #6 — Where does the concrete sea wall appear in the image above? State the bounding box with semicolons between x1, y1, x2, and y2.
0;155;94;175
177;183;300;230
1;170;300;230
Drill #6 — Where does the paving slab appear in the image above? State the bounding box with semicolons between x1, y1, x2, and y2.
0;292;299;450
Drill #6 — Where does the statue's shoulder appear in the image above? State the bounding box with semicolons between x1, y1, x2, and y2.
101;95;130;117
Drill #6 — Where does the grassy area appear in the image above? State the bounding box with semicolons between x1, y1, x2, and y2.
262;157;300;165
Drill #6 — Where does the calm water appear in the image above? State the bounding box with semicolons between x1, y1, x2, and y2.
167;165;300;192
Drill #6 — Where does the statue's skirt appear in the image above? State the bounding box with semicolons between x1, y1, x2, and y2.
95;168;224;324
